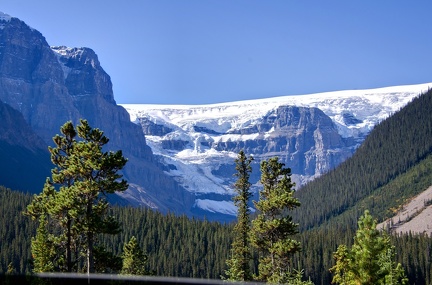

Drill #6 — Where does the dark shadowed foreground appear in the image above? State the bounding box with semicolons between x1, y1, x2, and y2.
1;273;264;285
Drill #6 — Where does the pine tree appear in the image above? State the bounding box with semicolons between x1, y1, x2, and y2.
30;215;55;272
224;150;254;281
330;210;408;285
26;119;128;274
121;236;148;275
251;157;302;284
94;245;122;273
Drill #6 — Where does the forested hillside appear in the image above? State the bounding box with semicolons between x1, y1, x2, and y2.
0;186;233;278
289;88;432;283
0;187;36;272
1;185;432;284
293;88;432;231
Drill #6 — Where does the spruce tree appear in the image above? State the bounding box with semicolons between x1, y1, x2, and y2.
251;157;301;284
26;119;128;274
121;236;148;275
224;150;254;281
330;210;408;285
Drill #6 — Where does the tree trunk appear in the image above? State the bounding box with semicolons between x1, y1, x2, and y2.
86;199;95;274
66;217;72;272
87;232;94;274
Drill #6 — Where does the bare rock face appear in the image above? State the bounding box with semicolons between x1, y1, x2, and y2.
0;14;195;215
211;106;355;177
0;17;80;141
127;103;358;216
51;46;153;160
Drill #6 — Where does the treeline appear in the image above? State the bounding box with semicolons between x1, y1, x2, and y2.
0;185;233;278
2;185;432;284
0;186;35;273
99;206;232;279
296;225;432;284
293;88;432;231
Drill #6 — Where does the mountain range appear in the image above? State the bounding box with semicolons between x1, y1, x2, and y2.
0;11;431;221
120;83;431;219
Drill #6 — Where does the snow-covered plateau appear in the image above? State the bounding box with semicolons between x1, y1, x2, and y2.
120;83;432;218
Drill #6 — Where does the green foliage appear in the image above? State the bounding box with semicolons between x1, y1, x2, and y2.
2;186;432;284
25;119;128;273
100;207;232;279
6;263;15;275
287;267;315;285
330;210;408;285
251;157;302;284
30;215;55;273
94;245;123;273
224;150;254;281
0;186;37;274
121;236;148;275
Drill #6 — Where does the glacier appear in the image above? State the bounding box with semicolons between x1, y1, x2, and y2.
120;83;432;218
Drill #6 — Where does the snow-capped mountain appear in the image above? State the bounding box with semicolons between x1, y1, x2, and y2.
121;83;431;219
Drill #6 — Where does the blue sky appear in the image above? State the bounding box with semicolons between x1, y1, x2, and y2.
2;1;432;104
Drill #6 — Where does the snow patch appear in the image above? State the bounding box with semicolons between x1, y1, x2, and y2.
194;199;237;216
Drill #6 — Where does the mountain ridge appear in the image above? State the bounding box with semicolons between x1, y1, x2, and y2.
0;11;196;215
120;83;431;219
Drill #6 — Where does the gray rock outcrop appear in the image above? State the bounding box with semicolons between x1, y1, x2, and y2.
0;13;195;214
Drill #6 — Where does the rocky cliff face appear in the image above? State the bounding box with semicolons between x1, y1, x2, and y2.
0;13;195;215
0;16;80;142
212;106;355;177
133;105;355;191
122;83;430;219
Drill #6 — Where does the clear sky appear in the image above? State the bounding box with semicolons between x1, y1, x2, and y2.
2;1;432;104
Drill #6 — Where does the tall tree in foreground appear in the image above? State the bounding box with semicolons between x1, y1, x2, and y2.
330;210;407;285
26;119;128;274
224;150;254;281
251;157;302;284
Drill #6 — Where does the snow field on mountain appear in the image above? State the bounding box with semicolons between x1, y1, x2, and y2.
124;83;431;138
121;83;432;216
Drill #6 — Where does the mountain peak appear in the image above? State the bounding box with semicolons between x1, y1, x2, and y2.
0;12;11;23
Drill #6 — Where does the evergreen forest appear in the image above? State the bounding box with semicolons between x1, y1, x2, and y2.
1;89;432;284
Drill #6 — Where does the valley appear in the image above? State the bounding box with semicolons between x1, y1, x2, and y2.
1;10;432;284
